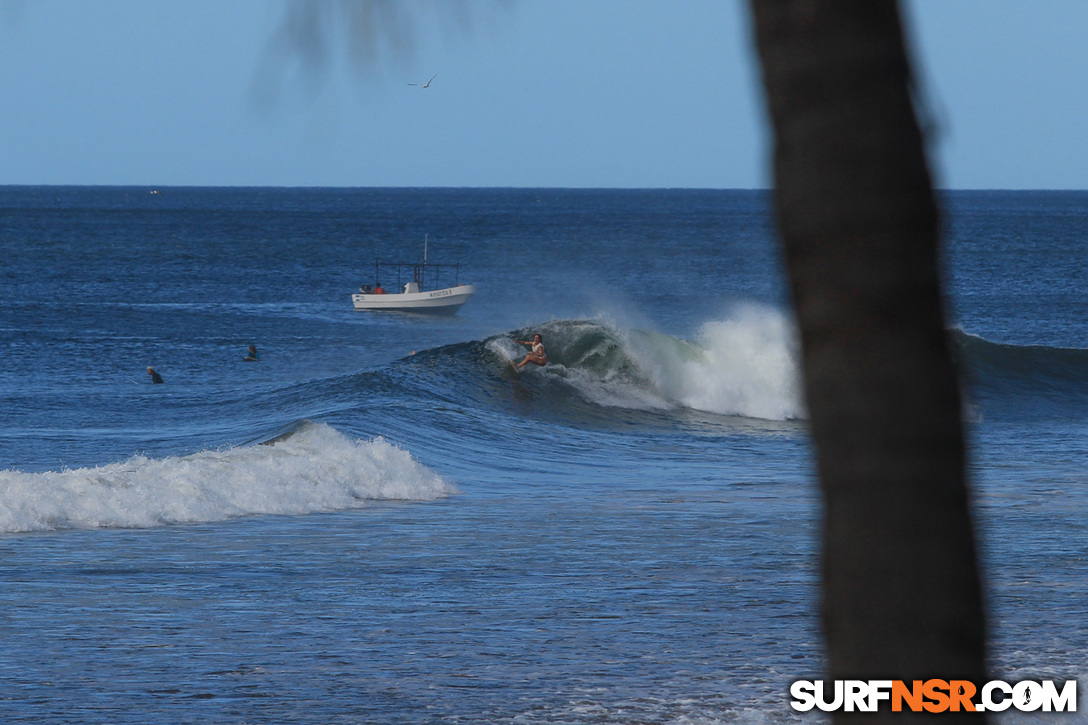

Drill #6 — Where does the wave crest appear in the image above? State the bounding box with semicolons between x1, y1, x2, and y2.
952;329;1088;397
0;422;454;533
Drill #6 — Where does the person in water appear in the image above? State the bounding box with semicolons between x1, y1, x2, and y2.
514;334;547;369
244;344;260;362
147;366;164;384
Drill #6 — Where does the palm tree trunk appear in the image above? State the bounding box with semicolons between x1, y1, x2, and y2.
748;0;986;708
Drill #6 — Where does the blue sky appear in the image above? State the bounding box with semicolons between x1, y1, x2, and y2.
1;0;1086;189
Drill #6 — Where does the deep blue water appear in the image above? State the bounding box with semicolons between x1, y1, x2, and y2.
0;187;1085;723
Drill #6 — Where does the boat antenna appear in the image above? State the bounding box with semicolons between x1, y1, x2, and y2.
424;234;428;266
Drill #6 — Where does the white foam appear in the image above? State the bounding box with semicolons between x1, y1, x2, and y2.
0;422;455;533
630;305;804;420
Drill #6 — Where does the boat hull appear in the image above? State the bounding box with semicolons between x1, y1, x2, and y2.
351;284;476;315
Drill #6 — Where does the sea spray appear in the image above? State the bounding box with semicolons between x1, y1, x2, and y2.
0;422;454;533
641;304;803;420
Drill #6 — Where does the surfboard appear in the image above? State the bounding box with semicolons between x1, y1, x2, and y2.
243;356;259;362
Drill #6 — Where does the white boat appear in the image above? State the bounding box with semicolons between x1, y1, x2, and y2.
352;250;475;315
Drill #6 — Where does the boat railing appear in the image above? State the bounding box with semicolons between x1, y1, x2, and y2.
365;261;464;293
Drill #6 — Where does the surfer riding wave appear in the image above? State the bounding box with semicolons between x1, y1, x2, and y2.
514;334;547;369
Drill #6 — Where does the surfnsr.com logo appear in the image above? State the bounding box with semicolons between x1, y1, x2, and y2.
790;679;1078;713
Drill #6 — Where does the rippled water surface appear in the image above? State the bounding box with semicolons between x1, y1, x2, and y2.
1;188;1086;722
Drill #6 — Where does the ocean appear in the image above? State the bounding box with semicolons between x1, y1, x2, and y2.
0;186;1084;723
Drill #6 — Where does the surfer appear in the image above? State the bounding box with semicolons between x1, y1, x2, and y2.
244;344;260;362
146;366;164;384
514;334;547;369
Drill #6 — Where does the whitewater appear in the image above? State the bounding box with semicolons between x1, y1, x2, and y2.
0;424;454;533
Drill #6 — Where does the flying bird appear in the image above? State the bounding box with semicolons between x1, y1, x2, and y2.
409;73;438;88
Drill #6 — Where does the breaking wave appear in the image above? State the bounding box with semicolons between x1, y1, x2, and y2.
0;422;454;533
480;306;804;421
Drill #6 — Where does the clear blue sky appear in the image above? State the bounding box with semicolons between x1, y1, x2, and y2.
1;0;1086;189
